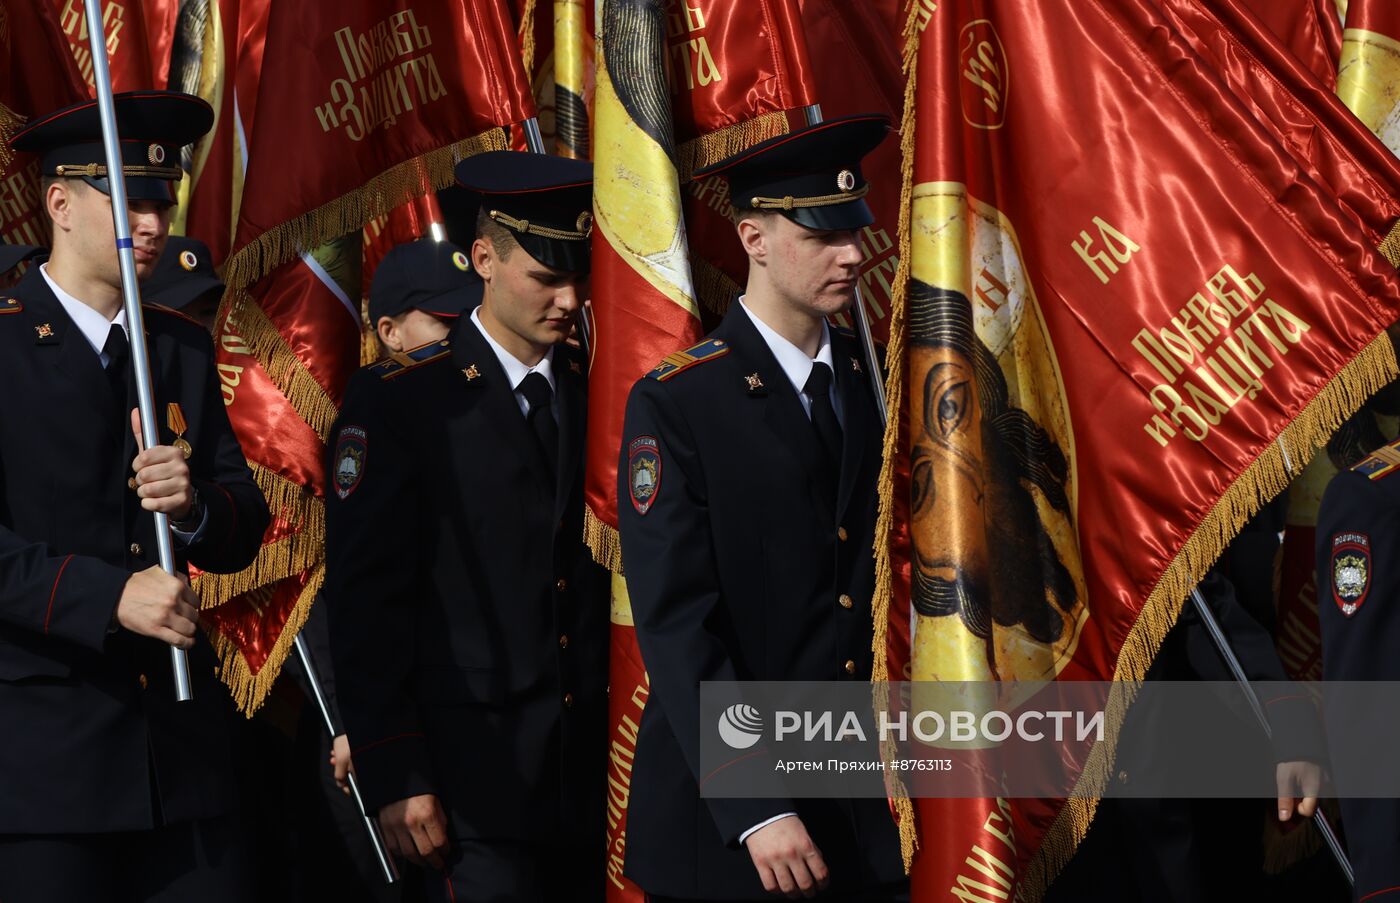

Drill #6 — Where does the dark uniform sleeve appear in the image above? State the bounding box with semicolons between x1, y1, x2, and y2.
324;372;433;812
1179;569;1324;765
618;377;795;847
181;327;270;574
0;526;130;653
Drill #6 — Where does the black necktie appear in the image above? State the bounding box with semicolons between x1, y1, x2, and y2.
804;361;843;483
102;324;129;415
518;371;559;486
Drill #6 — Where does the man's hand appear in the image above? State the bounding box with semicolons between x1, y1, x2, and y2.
115;567;200;648
1276;760;1323;821
379;793;449;869
330;734;354;795
130;409;193;520
745;816;829;899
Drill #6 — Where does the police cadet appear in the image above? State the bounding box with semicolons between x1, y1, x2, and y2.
0;92;270;901
366;236;484;358
142;235;224;331
617;115;907;902
1316;432;1400;901
325;151;608;902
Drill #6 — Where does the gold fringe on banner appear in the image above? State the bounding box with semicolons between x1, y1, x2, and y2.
584;505;624;574
691;257;739;317
206;562;324;716
229;294;341;440
192;463;326;604
1021;333;1398;899
676;111;790;182
0;102;23;174
222;129;507;295
1377;217;1400;268
518;0;538;77
868;0;924;873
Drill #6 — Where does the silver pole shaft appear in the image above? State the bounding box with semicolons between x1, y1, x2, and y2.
802;104;889;426
1189;588;1354;886
519;115;592;355
82;0;192;702
294;634;400;885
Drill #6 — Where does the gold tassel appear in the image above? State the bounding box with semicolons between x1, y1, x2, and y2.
584;504;625;575
518;0;538;78
1021;334;1399;899
228;292;342;440
868;0;925;873
222;130;507;296
0;102;23;174
205;562;324;716
690;257;739;317
676;112;791;182
1378;217;1400;268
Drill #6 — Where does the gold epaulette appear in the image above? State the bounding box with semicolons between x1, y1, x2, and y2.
1352;437;1400;481
0;296;20;315
370;338;451;380
647;338;729;382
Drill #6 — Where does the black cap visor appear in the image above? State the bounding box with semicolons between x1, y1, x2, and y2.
783;197;876;232
515;232;590;274
415;280;485;318
80;174;177;204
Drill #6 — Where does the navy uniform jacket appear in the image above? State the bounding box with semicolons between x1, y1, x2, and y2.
0;267;269;833
617;303;904;899
324;319;609;848
1317;440;1400;901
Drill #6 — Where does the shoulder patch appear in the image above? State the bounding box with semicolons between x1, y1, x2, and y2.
370;338;451;380
0;296;21;315
1330;532;1371;617
142;302;204;329
1352;438;1400;481
647;338;729;382
333;426;368;499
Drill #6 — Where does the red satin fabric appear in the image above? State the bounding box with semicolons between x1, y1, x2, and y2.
1238;0;1341;88
669;0;815;141
904;0;1400;891
232;0;536;258
603;622;648;903
48;0;167;94
362;193;443;294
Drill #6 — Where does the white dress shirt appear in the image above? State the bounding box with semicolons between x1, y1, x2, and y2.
471;306;556;417
738;297;844;427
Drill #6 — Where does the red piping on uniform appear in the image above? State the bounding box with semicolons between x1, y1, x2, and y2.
352;732;425;755
45;555;75;633
1262;694;1307;706
444;874;457;902
1361;886;1400;901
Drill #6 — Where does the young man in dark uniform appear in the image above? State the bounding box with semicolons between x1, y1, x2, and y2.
617;114;907;902
326;152;608;903
141;235;224;331
365;237;483;357
0;91;270;902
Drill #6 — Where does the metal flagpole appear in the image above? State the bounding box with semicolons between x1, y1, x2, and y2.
294;634;399;885
519;115;592;355
1189;588;1354;886
803;104;888;426
82;0;193;702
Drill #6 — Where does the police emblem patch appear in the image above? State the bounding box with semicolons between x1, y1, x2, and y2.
628;435;661;515
333;426;368;500
1331;532;1371;618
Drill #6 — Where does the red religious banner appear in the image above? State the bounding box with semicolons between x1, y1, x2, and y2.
224;0;536;294
51;0;178;95
0;0;87;247
1239;0;1342;87
883;1;1400;898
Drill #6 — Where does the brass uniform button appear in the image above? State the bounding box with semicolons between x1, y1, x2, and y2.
138;674;149;690
127;477;138;491
844;659;856;675
838;594;853;609
555;578;568;592
563;692;574;707
837;526;848;542
559;634;569;649
129;543;143;557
